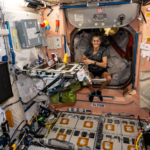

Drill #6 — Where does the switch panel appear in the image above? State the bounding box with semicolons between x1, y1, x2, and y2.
47;36;62;50
15;19;42;49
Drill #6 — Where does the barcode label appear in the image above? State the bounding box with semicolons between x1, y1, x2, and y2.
92;103;105;108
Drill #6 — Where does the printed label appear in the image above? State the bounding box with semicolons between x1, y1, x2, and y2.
108;125;112;130
48;59;54;66
127;127;131;131
26;27;38;39
97;8;103;13
86;123;91;126
58;135;63;140
80;139;85;144
74;14;84;21
105;142;110;149
63;120;67;123
92;103;105;108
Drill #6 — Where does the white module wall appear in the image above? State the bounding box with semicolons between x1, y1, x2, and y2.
4;6;43;70
3;6;47;105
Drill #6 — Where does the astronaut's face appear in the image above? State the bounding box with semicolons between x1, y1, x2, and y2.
92;37;101;49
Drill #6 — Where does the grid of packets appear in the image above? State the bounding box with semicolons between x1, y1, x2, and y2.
47;113;149;150
101;116;148;150
48;112;100;150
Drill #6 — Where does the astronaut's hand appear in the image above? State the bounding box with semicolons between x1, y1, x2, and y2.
83;59;94;65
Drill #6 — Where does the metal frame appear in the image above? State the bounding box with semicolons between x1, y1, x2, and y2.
70;27;135;89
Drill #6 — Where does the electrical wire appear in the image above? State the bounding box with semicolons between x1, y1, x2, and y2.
45;116;58;125
44;126;51;137
134;130;143;147
29;134;46;148
10;120;27;141
16;132;26;149
3;99;20;109
136;133;143;150
34;113;38;122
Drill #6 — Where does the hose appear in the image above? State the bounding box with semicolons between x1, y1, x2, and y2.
46;117;58;125
44;127;51;138
10;120;27;141
136;133;143;150
134;130;143;147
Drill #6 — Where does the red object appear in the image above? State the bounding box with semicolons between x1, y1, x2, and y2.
126;33;133;55
97;8;103;13
40;22;45;27
108;31;133;59
108;36;126;58
134;130;143;147
56;20;59;27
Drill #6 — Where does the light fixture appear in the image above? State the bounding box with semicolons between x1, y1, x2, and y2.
138;16;143;22
147;8;150;11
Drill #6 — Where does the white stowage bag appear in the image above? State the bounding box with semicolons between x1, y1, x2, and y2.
16;75;39;103
106;45;130;86
15;48;38;70
74;49;84;63
3;76;26;130
112;30;129;52
119;64;131;84
25;102;38;121
108;64;131;86
139;71;150;109
74;31;92;62
34;95;50;107
107;46;127;74
108;72;122;86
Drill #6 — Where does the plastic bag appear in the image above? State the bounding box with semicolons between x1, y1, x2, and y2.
16;75;38;103
67;80;81;91
50;89;76;104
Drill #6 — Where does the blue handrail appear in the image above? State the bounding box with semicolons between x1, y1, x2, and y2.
132;33;139;89
6;21;15;64
60;1;131;9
